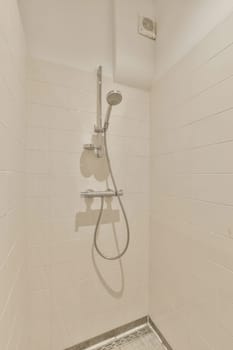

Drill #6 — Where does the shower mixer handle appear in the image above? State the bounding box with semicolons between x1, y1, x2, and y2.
81;189;123;198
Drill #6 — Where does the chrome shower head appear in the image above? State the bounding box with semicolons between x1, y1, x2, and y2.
106;90;122;106
104;90;122;130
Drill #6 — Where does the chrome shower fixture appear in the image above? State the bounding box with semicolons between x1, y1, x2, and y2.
106;90;122;105
81;66;130;260
84;70;123;156
104;90;122;130
95;89;123;134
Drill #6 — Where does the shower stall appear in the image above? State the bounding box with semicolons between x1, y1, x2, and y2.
1;1;233;350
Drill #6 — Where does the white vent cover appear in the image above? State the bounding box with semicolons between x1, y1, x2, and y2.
138;16;156;40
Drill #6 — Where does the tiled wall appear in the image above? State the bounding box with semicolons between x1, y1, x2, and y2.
150;11;233;350
0;1;27;349
26;59;150;350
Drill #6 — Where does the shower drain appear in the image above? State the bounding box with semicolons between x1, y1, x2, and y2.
66;317;172;350
91;326;166;350
95;326;151;350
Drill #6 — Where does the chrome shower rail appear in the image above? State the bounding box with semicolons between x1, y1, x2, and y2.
80;66;130;260
96;65;102;130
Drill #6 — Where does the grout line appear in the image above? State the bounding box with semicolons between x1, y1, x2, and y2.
184;71;233;107
154;40;233;114
159;193;233;208
153;172;233;176
0;261;23;322
153;137;233;156
192;39;233;74
181;106;233;128
29;101;149;124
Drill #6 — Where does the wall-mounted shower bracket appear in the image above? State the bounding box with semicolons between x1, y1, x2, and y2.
94;125;105;133
81;189;123;198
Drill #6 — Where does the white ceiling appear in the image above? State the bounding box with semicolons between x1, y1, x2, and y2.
18;0;114;76
19;0;233;82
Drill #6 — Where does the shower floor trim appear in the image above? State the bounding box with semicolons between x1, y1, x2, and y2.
65;316;173;350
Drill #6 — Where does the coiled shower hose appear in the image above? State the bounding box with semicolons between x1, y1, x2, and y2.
93;129;130;260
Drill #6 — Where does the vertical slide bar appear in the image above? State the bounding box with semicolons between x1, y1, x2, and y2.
97;65;102;129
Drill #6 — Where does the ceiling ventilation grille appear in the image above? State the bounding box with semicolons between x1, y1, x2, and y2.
138;16;157;40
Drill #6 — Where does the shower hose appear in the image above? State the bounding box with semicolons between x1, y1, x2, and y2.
93;129;130;260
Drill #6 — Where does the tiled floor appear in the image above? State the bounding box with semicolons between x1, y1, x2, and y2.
91;326;166;350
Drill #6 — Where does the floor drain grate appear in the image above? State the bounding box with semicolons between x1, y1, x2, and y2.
65;318;172;350
94;326;166;350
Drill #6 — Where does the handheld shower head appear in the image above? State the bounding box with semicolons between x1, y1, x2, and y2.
104;90;122;130
106;90;122;106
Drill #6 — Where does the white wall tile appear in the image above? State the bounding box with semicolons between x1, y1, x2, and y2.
0;1;27;350
150;11;233;350
30;80;69;108
26;58;150;349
